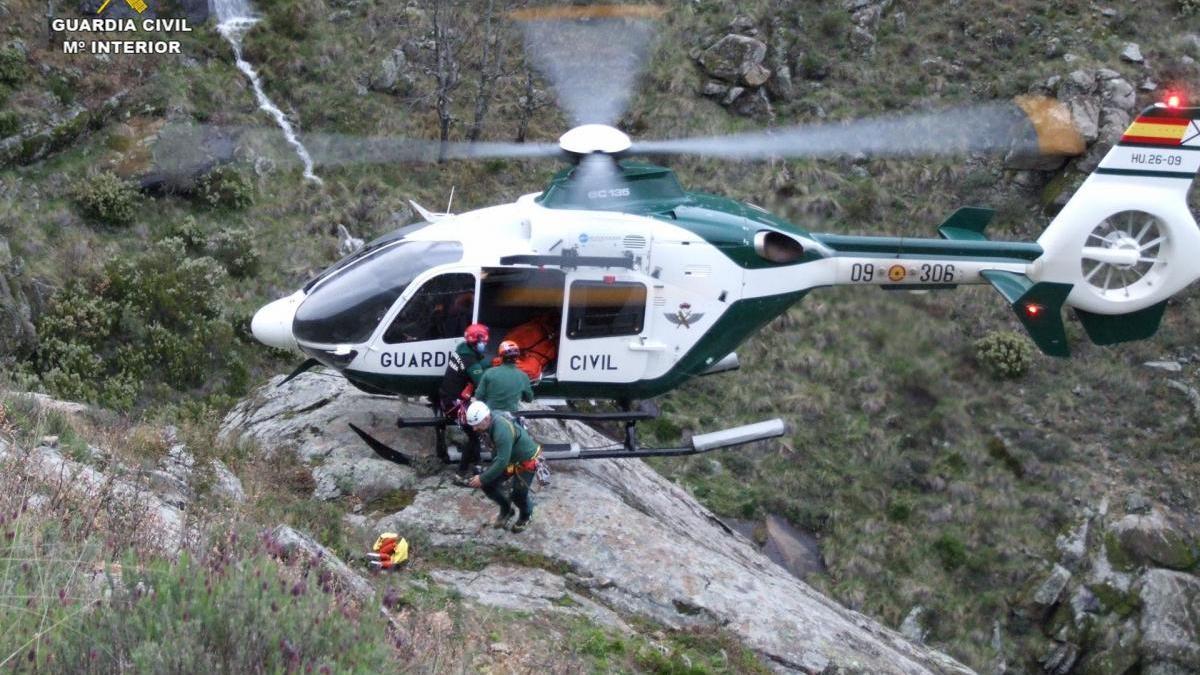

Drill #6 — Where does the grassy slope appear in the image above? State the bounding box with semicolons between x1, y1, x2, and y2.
3;0;1200;669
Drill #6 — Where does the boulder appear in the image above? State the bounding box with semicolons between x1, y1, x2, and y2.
741;63;772;87
224;372;973;674
701;80;730;98
1100;77;1136;111
850;25;877;51
1110;509;1199;571
1121;43;1144;64
429;565;630;632
1138;569;1200;671
732;88;774;119
150;441;245;507
368;48;414;95
1034;564;1073;608
698;34;768;84
766;65;795;101
267;525;375;603
1067;97;1101;143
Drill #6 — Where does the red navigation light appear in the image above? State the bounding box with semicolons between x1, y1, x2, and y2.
1166;94;1182;108
1025;303;1043;318
603;275;616;284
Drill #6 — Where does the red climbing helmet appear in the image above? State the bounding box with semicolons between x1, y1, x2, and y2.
498;340;520;358
464;323;489;344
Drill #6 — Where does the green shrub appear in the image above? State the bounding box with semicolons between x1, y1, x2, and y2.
206;227;261;277
973;330;1033;379
799;52;831;80
0;47;25;85
72;171;139;226
887;500;913;523
0;110;18;137
932;533;968;571
1182;0;1200;15
156;215;206;251
196;165;255;210
32;241;242;408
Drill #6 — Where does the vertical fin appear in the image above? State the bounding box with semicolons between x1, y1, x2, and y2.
981;270;1073;357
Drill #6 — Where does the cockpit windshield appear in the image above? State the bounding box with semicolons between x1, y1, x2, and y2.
293;240;463;345
302;221;431;292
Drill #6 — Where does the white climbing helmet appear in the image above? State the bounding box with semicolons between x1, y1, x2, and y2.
465;400;491;426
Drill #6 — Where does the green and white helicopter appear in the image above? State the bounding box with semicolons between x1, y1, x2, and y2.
245;6;1200;465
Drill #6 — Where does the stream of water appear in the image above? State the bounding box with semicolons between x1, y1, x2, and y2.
211;0;322;184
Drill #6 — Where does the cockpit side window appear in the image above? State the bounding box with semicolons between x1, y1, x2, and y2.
383;273;476;344
293;240;462;345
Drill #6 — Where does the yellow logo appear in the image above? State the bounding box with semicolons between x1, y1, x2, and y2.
888;265;907;282
97;0;148;14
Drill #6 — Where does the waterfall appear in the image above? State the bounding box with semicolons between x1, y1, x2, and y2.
211;0;322;184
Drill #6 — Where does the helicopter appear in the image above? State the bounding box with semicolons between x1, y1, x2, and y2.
243;5;1200;466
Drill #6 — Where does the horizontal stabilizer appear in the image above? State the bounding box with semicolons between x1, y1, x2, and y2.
938;207;995;241
1076;301;1168;345
981;270;1073;357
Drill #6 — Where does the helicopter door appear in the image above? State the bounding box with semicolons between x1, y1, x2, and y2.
369;271;477;375
557;278;650;384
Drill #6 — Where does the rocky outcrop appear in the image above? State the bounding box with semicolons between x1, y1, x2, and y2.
1008;67;1137;176
0;440;190;554
1110;509;1199;571
1010;497;1200;674
429;565;630;633
267;525;375;603
696;31;776;118
0;236;38;358
1138;570;1200;672
150;436;246;507
220;371;972;674
218;374;419;503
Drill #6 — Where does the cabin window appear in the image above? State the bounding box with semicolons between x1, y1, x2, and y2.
383;273;476;344
566;281;646;339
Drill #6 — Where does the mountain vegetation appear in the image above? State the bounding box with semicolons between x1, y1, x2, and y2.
1;0;1199;672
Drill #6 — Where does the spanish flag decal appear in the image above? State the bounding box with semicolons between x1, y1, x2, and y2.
1121;116;1190;145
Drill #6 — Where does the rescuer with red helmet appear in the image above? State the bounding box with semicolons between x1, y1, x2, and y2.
438;322;492;474
474;339;534;415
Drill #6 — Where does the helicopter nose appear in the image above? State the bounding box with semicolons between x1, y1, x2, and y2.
251;290;305;351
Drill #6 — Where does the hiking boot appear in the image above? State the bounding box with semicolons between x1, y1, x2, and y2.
511;514;532;533
492;511;514;529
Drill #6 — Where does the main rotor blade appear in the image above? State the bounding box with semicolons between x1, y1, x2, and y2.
511;4;664;127
147;123;562;179
632;96;1084;161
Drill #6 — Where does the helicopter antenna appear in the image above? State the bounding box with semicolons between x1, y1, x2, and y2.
446;185;456;214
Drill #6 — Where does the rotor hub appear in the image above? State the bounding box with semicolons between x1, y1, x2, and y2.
559;124;632;155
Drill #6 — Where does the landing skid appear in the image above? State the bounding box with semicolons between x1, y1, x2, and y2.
446;419;786;462
352;400;785;467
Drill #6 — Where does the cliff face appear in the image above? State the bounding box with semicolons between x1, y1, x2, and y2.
219;371;972;674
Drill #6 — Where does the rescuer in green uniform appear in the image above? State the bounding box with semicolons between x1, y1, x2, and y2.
473;340;534;414
439;323;491;474
464;400;541;532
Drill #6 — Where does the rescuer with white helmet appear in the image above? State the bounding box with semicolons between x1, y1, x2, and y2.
464;400;542;532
